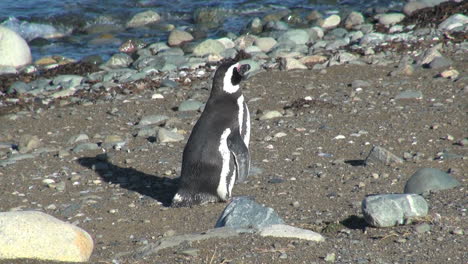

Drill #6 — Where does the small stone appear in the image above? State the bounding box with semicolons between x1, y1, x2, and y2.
440;69;459;79
254;37;277;53
351;80;370;89
280;57;308;71
157;128;184;143
215;196;284;229
180;248;199;257
366;146;403;165
18;134;41;153
319;15;341;29
451;227;464;235
395;90;423;100
414;223;431;234
404;168;461;194
104;53;133;68
292;201;300;208
324;252;336;262
259;110;283;120
67;134;89;145
377;13;405;26
138;115;169;126
362;194;429;227
72;143;99;153
259;224;324;242
428;56;452;69
178;100;203;112
344;11;364;29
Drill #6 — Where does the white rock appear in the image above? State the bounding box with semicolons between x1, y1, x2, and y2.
259;224;325;242
216;37;235;49
377;13;405;26
193;39;225;56
319;15;341;29
0;211;93;262
281;57;308;70
158;128;184;143
0;26;32;68
259;110;283;120
438;14;468;31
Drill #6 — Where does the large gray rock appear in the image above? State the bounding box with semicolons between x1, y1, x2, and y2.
215;197;285;229
404;168;461;194
278;29;310;45
168;29;194;46
138;115;169;127
0;211;93;262
104;53;133;68
362;194;429;227
438;14;468;31
0;26;32;68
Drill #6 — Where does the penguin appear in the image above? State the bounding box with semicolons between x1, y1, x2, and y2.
172;60;251;207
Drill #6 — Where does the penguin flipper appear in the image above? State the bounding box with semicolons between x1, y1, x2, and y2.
228;131;250;183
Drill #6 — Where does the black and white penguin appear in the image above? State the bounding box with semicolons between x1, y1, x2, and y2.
172;60;251;207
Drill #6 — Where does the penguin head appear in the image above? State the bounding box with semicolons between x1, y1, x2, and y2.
213;61;251;95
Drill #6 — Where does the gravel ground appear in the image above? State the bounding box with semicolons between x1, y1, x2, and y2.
0;50;467;263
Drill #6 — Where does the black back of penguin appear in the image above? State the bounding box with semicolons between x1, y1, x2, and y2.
172;60;250;207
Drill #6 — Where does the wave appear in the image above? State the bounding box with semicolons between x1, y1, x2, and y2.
1;17;72;41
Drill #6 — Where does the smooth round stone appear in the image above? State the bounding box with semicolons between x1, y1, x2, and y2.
138;115;169;126
53;75;84;89
344;11;364;29
319;15;341;29
178;99;203;112
126;10;161;28
438;14;468;31
168;29;194;46
192;39;225;56
254;37;277;53
404;168;461;194
259;110;283;120
377;13;405;26
0;26;32;68
216;37;235;49
278;29;310;45
157;128;184;143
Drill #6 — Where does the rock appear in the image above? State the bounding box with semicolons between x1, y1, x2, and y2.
259;110;283;120
178;99;203;111
18;134;41;153
366;146;403;165
404;168;461;194
278;29;309;45
133;227;243;259
215;196;285;229
138;115;169;126
362;194;429;227
414;223;431;234
344;11;365;29
104;53;133;68
280;57;307;70
259;224;324;242
440;69;459;79
245;17;263;34
192;39;225;56
194;7;225;27
417;44;442;66
428;56;452;69
319;15;341;29
438;14;468;31
299;55;327;64
0;211;93;262
377;13;405;26
395;90;423;100
324;252;336;262
119;39;146;53
72;143;99;153
126;10;161;28
102;135;126;149
0;26;32;68
168;30;194;46
53;75;84;90
254;37;277;53
403;1;429;16
158;128;184;143
7;81;32;94
67;134;89;145
351;80;371;89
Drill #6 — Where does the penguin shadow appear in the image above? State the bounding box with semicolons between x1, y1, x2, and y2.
77;154;178;207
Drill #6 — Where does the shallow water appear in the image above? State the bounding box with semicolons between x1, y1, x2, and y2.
0;0;404;61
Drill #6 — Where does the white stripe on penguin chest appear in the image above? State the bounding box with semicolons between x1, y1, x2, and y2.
217;128;234;200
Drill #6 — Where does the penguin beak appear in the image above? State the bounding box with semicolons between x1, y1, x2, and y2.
236;64;251;77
